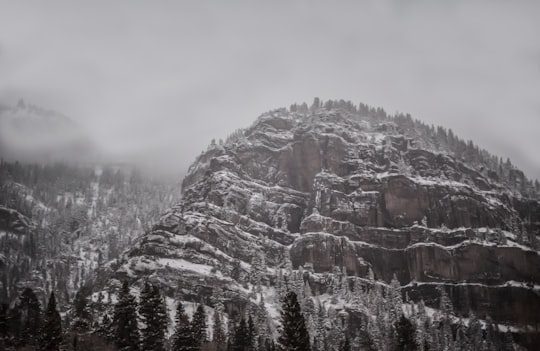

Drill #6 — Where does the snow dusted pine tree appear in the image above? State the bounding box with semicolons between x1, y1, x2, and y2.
386;273;403;348
414;300;429;351
277;291;310;351
233;317;250;351
247;314;257;351
172;302;197;351
212;310;226;351
191;304;208;347
139;282;167;351
113;282;140;351
256;294;271;347
438;287;454;350
466;312;484;350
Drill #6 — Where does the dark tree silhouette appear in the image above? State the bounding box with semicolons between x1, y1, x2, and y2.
113;281;140;351
277;291;310;351
172;301;197;351
212;311;226;351
20;287;42;347
140;282;167;351
396;314;417;351
191;304;207;347
40;292;62;351
233;318;250;351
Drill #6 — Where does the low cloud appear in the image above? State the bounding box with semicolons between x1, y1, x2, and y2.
0;0;539;179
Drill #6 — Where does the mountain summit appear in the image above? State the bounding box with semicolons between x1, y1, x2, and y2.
110;101;539;349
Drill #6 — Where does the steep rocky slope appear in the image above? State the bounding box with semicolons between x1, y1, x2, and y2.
0;161;180;305
112;104;540;348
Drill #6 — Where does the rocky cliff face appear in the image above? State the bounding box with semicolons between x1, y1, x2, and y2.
113;106;540;347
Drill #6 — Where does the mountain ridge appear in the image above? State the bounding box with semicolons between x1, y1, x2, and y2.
105;101;540;349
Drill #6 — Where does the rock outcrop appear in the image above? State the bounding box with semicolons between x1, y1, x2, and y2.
114;106;540;347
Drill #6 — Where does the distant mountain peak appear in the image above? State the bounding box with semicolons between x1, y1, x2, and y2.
0;100;97;163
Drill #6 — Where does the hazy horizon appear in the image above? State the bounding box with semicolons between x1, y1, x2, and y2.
1;0;539;179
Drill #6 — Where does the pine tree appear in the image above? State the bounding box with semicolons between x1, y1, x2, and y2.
277;291;311;351
467;313;483;350
256;294;270;346
233;318;250;351
414;300;428;351
386;274;403;349
212;310;226;351
172;302;197;351
313;302;328;351
247;314;257;350
72;286;92;332
95;313;113;342
438;287;453;350
396;315;417;350
7;304;22;347
140;282;168;351
19;287;41;347
113;281;140;351
339;336;351;351
454;320;468;350
227;312;239;350
0;304;8;350
40;291;63;351
191;304;208;347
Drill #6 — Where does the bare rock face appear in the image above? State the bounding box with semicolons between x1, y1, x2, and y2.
115;107;540;343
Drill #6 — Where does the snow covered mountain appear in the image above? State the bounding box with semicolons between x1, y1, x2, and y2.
104;101;540;349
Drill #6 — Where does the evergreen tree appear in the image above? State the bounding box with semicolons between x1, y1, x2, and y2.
140;282;167;351
71;286;92;332
396;315;417;351
454;321;468;350
227;312;239;350
7;304;22;347
0;304;8;350
467;313;483;350
40;291;63;351
113;281;140;351
414;300;428;351
19;287;42;347
256;294;271;346
212;310;226;351
247;314;257;350
339;336;351;351
95;313;113;342
191;304;208;347
233;318;250;351
313;302;328;351
277;291;311;351
172;302;197;351
438;287;453;350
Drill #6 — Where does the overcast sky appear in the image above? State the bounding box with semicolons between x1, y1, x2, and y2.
0;0;539;178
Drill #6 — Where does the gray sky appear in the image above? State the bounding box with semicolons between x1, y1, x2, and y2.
0;0;539;178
